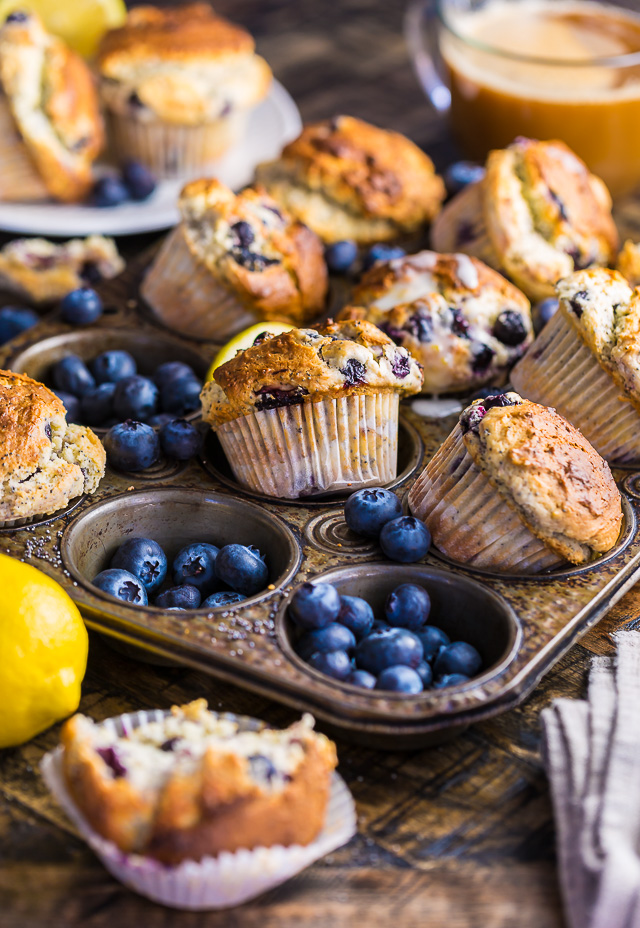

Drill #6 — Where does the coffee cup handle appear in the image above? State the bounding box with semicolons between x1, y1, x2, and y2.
404;0;451;113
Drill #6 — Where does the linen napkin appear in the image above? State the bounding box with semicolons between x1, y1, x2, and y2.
541;630;640;928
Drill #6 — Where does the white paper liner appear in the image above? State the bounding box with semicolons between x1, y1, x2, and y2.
408;424;563;573
218;392;400;498
511;310;640;464
0;97;49;201
141;226;257;342
40;707;356;911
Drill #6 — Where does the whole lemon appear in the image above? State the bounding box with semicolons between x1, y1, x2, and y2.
0;553;88;748
206;321;295;380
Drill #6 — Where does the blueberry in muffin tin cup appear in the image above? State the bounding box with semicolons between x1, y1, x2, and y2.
40;707;356;910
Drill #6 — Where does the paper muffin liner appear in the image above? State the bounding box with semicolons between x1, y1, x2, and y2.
408;425;563;573
0;513;41;529
511;310;640;465
0;97;49;201
40;707;357;911
141;226;257;342
217;392;400;499
106;110;248;179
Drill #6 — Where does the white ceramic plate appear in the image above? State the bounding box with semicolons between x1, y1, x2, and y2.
0;80;301;238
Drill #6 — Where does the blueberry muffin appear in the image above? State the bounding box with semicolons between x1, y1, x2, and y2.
0;370;105;526
142;178;328;342
616;240;640;287
0;236;124;303
98;4;271;178
432;138;619;302
0;11;104;203
60;699;337;864
200;318;423;497
339;250;532;394
408;392;622;573
254;115;445;244
511;267;640;464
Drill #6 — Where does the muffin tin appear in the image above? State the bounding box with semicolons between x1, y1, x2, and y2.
3;248;640;748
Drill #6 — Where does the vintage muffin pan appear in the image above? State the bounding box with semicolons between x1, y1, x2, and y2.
2;252;640;748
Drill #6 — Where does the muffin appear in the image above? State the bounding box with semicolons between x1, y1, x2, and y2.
200;319;423;498
0;11;103;203
617;240;640;287
98;4;271;178
408;393;623;573
142;179;328;342
254;115;446;244
511;268;640;464
431;138;619;302
339;250;532;394
60;700;338;864
0;370;105;526
0;236;124;303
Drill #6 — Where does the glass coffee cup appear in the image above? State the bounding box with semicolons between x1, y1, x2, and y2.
406;0;640;197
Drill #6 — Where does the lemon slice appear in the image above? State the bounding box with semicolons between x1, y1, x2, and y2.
0;0;126;58
206;321;295;380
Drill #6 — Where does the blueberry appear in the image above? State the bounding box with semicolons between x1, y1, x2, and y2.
53;390;80;422
52;356;95;397
91;350;137;384
355;627;423;674
363;244;406;270
159;419;203;460
113;375;159;421
173;543;219;594
111;537;167;595
297;623;356;661
444;161;485;196
533;298;559;333
492;310;528;346
153;362;197;387
433;673;471;688
288;581;341;630
92;175;129;208
0;306;38;344
248;754;277;782
344;487;402;538
159;376;202;416
471;342;495;372
60;287;103;326
5;11;29;22
379;516;431;563
308;649;352;681
347;669;377;689
325;240;358;274
147;413;176;428
215;544;268;596
434;641;482;678
376;665;423;694
92;568;147;605
371;618;391;633
122;160;157;201
416;625;450;662
385;583;431;631
80;382;116;425
337;595;374;639
202;591;246;608
416;661;433;687
104;420;160;471
231;221;255;247
155;584;201;609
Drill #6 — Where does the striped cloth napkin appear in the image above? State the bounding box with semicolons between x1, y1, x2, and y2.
541;631;640;928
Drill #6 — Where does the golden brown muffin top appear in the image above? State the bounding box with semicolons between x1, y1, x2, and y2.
0;369;65;480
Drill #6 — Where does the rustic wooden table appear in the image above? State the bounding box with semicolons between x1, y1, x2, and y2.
1;2;637;925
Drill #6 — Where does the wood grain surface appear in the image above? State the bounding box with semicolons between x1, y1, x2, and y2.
1;1;638;926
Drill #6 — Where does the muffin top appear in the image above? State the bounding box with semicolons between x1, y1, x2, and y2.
200;318;424;427
98;4;271;125
616;240;640;288
0;11;104;201
254;115;446;243
340;250;532;393
178;178;328;324
0;369;66;480
483;138;619;301
459;392;623;564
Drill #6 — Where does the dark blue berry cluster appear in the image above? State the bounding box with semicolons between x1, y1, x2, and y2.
344;487;431;562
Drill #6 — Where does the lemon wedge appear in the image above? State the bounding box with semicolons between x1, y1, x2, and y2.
0;0;126;58
206;321;295;380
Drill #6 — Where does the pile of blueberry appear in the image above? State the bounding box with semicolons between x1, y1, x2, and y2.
0;306;39;346
91;162;157;208
92;537;269;610
324;241;406;276
344;486;431;562
288;580;482;693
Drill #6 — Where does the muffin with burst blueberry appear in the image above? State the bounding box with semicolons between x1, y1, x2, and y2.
339;250;532;394
142;178;328;342
255;115;445;244
199;318;423;498
431;138;619;302
97;4;271;178
408;392;622;573
511;267;640;464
